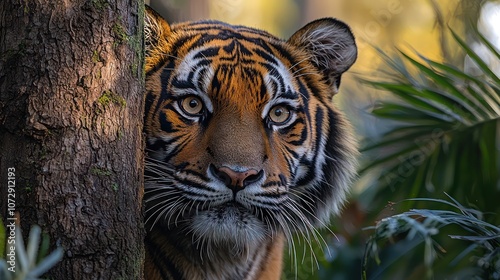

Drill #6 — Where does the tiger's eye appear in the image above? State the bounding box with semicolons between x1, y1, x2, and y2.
269;105;291;124
180;96;203;115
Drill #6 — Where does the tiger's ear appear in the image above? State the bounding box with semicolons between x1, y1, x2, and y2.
144;5;171;57
288;18;357;94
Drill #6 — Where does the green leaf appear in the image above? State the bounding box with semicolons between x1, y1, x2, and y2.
401;53;487;121
474;28;500;62
418;55;500;115
451;29;500;85
359;143;426;174
366;81;464;119
361;129;434;152
372;103;455;125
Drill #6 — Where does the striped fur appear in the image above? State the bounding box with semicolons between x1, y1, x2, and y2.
143;6;358;280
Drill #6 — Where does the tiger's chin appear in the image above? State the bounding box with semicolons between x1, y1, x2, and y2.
189;202;269;251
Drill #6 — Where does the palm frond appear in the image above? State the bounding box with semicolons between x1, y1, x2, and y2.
360;29;500;215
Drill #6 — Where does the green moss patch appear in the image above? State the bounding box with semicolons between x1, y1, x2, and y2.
98;90;126;108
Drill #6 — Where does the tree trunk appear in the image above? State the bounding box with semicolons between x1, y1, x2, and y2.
0;0;144;278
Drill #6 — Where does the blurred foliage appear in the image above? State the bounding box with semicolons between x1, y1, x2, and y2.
360;27;500;218
343;3;498;279
332;27;498;280
283;14;500;280
0;220;63;280
364;196;500;279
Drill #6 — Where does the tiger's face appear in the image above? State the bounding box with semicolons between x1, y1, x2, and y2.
144;7;358;250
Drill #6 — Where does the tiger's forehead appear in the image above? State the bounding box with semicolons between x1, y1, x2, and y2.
169;30;300;110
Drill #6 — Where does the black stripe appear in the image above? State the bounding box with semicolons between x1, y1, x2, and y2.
171;76;194;89
146;237;184;280
144;89;157;127
176;188;213;198
286;120;307;146
261;63;287;95
297;79;310;100
147;60;175;124
242;67;259;81
295;157;314;187
254;49;278;65
314;107;325;157
222;40;236;52
296;107;325;186
254;192;283;200
164;137;190;159
168;35;199;60
193;46;220;59
259;80;268;100
266;41;296;67
278;89;299;100
175;178;215;193
257;39;276;55
261;180;281;188
159;110;179;133
178;21;274;38
279;174;287;186
283;145;299;159
323;108;344;182
146;139;165;154
182;169;208;182
195;67;208;92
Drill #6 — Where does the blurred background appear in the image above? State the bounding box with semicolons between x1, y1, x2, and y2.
146;0;500;279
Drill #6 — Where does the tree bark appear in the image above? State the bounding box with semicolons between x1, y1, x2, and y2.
0;0;144;278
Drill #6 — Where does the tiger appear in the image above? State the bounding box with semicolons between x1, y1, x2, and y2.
143;5;358;280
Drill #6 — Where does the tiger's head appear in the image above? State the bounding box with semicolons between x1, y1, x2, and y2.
144;6;358;251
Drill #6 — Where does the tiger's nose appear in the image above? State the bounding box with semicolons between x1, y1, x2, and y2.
209;164;264;193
